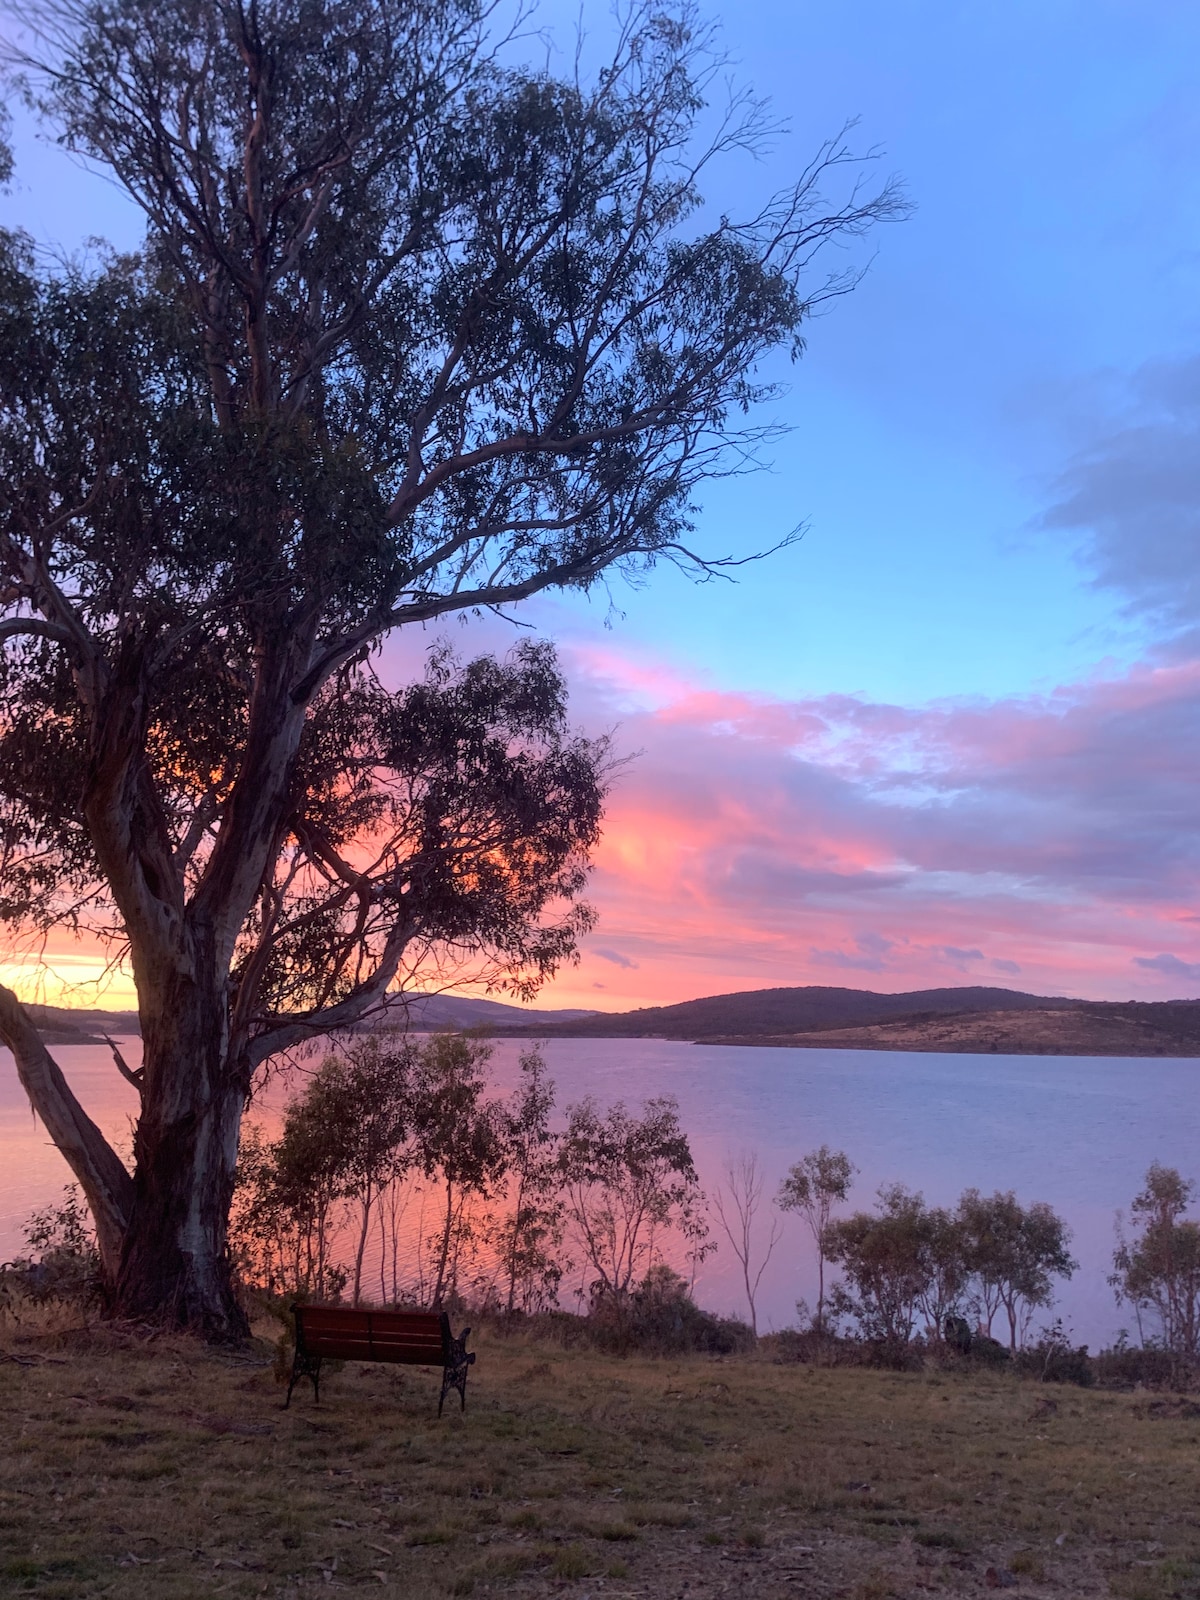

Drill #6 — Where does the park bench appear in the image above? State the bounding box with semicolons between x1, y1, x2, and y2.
285;1306;475;1415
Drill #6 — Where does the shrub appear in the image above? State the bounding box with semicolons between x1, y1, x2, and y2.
1;1186;103;1313
1092;1340;1192;1391
1013;1322;1094;1386
589;1266;755;1357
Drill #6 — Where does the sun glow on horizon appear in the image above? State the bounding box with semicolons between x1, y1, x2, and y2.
0;955;138;1010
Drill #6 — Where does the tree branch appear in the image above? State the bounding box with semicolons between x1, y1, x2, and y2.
0;618;81;652
246;916;416;1067
0;984;133;1277
104;1032;144;1099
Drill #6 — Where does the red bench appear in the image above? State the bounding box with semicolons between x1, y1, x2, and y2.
285;1306;475;1415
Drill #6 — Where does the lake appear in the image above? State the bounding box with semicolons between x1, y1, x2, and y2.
3;1036;1196;1346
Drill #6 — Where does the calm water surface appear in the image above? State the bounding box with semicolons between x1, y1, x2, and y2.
3;1036;1196;1345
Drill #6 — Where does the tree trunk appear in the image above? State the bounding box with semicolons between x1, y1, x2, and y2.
0;983;134;1278
112;982;249;1341
352;1183;374;1307
431;1179;455;1307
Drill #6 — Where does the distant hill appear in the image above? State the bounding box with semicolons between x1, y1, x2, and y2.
373;993;597;1030
491;984;1084;1040
20;985;1200;1057
489;983;1200;1056
23;1004;141;1045
15;993;596;1045
710;1003;1200;1057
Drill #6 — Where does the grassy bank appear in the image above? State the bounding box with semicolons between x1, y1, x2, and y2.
2;1320;1199;1600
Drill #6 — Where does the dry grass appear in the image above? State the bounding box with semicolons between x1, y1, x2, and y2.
2;1315;1199;1599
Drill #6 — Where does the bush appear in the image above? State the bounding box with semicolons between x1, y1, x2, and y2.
1014;1339;1094;1386
1092;1341;1195;1391
968;1333;1012;1368
0;1187;102;1315
588;1267;755;1357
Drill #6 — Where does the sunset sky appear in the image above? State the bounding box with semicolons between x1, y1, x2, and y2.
5;0;1200;1012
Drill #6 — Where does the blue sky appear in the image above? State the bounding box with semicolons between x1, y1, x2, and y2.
534;0;1200;703
5;0;1196;703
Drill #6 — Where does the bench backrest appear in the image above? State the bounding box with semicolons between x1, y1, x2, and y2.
294;1306;450;1365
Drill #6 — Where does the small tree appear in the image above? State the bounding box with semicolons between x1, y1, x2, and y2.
958;1189;1076;1351
488;1046;566;1315
320;1037;414;1305
3;1183;102;1308
232;1037;413;1301
823;1183;932;1347
559;1096;708;1303
233;1099;350;1302
409;1033;505;1307
777;1146;854;1331
913;1205;970;1340
1112;1163;1200;1359
712;1150;781;1336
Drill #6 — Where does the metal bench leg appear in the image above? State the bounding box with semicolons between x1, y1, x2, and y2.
285;1350;322;1408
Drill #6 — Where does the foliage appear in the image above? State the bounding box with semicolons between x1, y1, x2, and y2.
0;0;898;993
957;1188;1077;1351
777;1144;854;1330
820;1183;1074;1353
1111;1164;1200;1359
588;1264;754;1357
823;1184;935;1349
558;1094;710;1303
1012;1319;1094;1387
1;1184;102;1309
1091;1335;1180;1390
408;1032;505;1306
232;1110;349;1303
230;1036;723;1317
483;1046;567;1315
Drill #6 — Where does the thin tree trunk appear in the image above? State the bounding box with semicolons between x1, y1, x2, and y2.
431;1178;455;1307
505;1173;526;1316
352;1181;374;1307
378;1195;388;1305
743;1254;757;1338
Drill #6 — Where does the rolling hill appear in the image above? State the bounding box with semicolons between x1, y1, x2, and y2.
491;983;1082;1039
490;983;1200;1055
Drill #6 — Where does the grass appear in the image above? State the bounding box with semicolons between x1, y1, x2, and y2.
2;1317;1200;1599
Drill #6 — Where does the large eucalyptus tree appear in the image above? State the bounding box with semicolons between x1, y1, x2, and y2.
0;0;900;1335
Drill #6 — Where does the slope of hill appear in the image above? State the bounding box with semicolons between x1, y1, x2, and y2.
23;1004;141;1044
717;1003;1200;1056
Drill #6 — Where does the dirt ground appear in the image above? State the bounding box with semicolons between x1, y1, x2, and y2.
1;1321;1198;1599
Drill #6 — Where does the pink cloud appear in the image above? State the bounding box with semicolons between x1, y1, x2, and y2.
26;627;1198;1016
543;644;1200;1009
